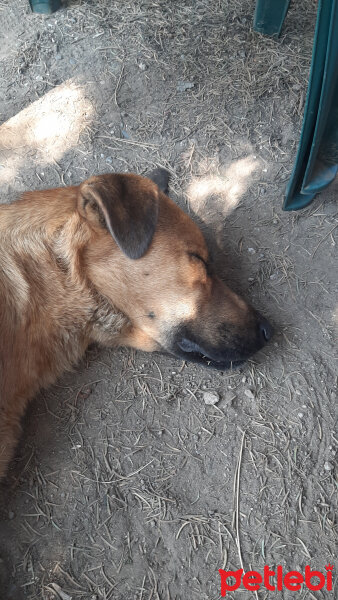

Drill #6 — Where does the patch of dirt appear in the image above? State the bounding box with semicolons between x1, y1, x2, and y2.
0;1;336;599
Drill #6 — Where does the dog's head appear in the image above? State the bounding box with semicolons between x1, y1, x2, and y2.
78;169;272;369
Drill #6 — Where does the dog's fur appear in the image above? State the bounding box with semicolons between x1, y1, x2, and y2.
0;169;271;479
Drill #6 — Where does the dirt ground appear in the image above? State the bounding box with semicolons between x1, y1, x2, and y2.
0;0;337;599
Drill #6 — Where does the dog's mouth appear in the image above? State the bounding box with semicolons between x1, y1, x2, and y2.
173;348;244;370
169;338;245;371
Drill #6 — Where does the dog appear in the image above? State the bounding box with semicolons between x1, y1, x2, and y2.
0;168;272;479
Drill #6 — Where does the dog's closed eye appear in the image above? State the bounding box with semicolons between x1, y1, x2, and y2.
189;252;207;266
189;252;214;273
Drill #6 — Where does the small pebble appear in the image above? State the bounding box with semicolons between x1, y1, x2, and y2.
298;412;303;418
247;247;256;254
244;389;255;399
8;511;15;520
324;461;333;471
138;62;146;71
203;391;219;405
177;81;195;92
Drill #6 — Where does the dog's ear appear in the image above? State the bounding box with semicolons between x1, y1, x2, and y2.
78;174;159;259
145;168;170;195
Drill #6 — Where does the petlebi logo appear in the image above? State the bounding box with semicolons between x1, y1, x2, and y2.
219;564;334;596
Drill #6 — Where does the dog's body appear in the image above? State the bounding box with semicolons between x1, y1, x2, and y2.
0;170;271;478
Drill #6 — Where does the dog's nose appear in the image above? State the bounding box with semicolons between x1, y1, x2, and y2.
258;318;273;343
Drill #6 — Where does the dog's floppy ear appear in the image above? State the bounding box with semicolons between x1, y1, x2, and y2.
78;174;159;259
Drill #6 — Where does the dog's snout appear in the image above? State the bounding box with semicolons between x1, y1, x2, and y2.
258;318;273;343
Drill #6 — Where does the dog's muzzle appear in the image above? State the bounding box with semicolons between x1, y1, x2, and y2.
171;316;273;370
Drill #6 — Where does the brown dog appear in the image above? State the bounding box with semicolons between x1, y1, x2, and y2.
0;169;272;479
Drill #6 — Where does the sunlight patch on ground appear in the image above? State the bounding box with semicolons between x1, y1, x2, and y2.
187;156;261;219
0;80;93;186
185;155;261;248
